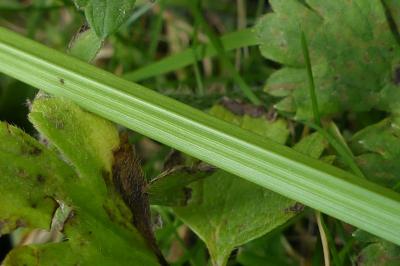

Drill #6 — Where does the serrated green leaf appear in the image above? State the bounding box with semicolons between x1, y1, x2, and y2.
174;171;296;266
173;104;295;266
0;123;70;235
2;25;155;264
357;242;400;266
0;122;159;265
256;0;400;119
356;154;400;188
10;31;158;262
29;94;119;195
351;118;400;188
74;0;136;38
0;15;161;264
172;107;330;266
354;230;400;266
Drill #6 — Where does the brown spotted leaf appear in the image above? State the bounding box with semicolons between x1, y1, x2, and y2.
354;230;400;265
0;122;159;265
351;117;400;188
0;123;70;235
256;0;400;120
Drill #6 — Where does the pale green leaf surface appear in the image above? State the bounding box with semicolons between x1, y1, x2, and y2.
68;28;103;62
174;104;295;266
29;94;119;196
0;122;159;265
351;118;400;188
26;94;151;264
256;0;400;119
74;0;137;38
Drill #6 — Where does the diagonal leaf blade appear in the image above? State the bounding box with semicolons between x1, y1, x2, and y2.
123;28;260;82
0;27;400;245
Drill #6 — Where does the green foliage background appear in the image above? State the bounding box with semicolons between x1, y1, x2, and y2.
0;0;399;265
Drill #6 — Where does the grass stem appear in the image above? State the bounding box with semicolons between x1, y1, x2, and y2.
1;26;400;245
188;1;261;105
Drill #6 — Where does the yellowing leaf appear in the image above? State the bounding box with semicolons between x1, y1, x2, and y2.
0;123;70;235
29;95;119;195
0;122;159;265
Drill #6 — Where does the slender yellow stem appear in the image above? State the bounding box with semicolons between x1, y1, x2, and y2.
317;212;331;266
